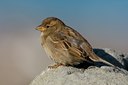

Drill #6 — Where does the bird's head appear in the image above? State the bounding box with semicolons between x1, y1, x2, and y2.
35;17;65;33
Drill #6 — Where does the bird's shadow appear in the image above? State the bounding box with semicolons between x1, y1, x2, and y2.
73;49;125;69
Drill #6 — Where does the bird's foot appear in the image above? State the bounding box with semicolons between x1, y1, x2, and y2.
48;63;64;69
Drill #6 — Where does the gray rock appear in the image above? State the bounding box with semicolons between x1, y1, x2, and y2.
30;66;128;85
30;48;128;85
93;48;128;70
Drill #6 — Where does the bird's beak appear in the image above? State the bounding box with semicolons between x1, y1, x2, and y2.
35;26;46;32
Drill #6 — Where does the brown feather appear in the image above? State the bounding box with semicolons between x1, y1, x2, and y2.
36;17;114;68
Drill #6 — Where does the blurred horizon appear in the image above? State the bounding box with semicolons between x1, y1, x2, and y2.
0;0;128;85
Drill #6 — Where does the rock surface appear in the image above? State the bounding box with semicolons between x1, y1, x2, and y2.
30;48;128;85
93;48;128;70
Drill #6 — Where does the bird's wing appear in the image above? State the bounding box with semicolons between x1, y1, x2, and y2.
50;26;95;61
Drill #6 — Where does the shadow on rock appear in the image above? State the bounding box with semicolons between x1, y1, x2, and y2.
93;48;125;69
73;48;126;69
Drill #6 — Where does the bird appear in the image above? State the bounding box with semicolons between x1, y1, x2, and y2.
35;17;113;68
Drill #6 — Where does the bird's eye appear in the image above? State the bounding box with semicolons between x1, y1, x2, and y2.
46;25;50;28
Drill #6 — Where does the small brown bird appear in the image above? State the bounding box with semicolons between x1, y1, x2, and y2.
35;17;113;68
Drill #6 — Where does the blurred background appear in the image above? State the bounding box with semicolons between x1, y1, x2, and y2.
0;0;128;85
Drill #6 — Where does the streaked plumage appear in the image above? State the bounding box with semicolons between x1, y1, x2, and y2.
36;17;113;68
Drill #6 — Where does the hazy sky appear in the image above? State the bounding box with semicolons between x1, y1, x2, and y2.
0;0;128;51
0;1;128;85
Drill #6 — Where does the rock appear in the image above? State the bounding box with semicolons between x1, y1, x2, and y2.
30;66;128;85
93;48;128;70
30;48;128;85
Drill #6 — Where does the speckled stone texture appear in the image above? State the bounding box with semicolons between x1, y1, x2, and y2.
30;48;128;85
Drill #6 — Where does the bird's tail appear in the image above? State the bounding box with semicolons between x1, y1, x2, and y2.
89;52;114;66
